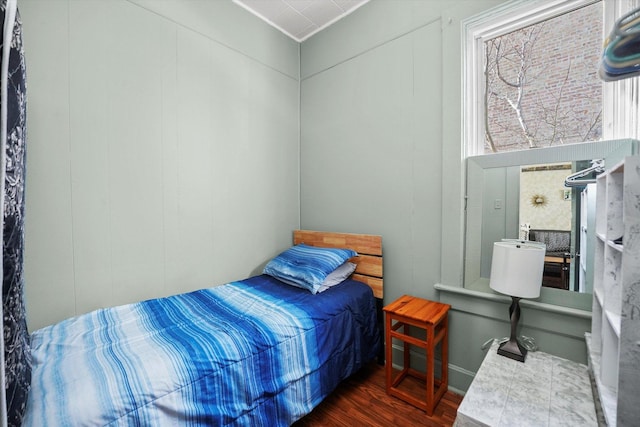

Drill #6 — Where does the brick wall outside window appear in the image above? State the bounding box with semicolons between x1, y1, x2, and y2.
485;2;602;153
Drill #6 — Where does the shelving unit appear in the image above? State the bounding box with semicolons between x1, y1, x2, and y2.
587;155;640;426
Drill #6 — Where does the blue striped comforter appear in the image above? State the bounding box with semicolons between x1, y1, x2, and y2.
24;275;380;426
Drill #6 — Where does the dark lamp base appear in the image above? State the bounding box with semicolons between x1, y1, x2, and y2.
496;296;529;363
497;338;527;363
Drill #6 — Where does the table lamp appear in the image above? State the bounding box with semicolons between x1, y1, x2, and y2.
489;241;545;362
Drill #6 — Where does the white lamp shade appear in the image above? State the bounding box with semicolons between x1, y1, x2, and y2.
489;241;545;299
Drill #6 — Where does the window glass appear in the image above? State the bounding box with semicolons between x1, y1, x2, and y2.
464;1;604;155
484;2;602;153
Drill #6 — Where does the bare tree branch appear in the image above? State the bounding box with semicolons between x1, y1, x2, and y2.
484;18;600;152
485;26;544;149
484;42;498;153
582;109;603;141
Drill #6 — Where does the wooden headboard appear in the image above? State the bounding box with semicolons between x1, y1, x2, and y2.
293;230;383;299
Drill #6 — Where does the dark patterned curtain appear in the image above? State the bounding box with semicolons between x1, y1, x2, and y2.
0;0;29;425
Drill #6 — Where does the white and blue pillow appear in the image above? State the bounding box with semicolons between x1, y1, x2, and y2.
263;244;357;294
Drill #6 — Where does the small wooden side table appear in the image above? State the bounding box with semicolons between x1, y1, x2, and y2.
383;295;450;416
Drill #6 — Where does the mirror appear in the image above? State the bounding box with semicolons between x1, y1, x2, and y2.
519;161;596;293
464;139;637;310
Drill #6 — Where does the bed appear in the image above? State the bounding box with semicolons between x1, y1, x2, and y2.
24;230;383;426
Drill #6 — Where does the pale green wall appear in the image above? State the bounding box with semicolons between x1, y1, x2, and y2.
301;0;466;305
300;0;592;393
21;0;596;394
21;0;300;330
479;166;520;278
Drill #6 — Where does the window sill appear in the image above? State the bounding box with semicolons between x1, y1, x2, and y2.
434;282;592;319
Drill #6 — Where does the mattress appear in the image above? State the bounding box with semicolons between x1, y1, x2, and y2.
24;275;380;426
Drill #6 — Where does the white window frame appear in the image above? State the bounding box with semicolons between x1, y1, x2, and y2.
603;0;640;140
462;0;639;157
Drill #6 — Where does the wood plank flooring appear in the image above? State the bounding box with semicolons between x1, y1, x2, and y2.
293;363;463;427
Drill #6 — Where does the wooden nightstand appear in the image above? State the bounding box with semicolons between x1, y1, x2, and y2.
383;295;450;416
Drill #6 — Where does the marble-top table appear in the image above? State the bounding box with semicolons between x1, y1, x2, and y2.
454;340;597;426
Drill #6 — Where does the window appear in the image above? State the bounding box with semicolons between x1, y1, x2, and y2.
464;0;604;156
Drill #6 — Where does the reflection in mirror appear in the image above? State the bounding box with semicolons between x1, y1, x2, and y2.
464;139;637;310
519;163;573;292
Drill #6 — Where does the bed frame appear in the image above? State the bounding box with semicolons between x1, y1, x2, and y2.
293;229;385;363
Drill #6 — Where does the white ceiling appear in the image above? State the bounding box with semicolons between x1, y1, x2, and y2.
233;0;370;42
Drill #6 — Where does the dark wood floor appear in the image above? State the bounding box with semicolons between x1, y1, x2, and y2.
293;363;463;427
